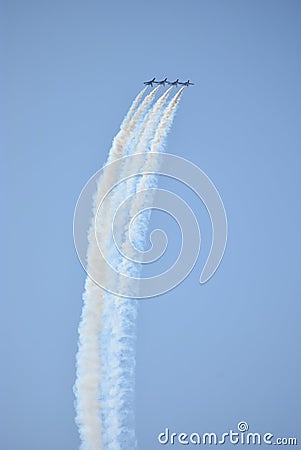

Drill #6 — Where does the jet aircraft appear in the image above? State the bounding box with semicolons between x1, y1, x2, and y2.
167;79;180;86
143;78;194;87
179;80;194;86
155;78;168;86
144;78;156;86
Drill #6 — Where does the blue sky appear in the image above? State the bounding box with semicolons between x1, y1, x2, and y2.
2;1;301;449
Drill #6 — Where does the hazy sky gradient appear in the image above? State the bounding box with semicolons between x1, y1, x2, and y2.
2;1;301;449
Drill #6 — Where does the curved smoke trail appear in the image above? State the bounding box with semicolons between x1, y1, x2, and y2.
120;87;147;129
93;86;161;285
74;85;185;450
113;87;174;255
74;87;155;450
99;88;183;450
121;87;185;263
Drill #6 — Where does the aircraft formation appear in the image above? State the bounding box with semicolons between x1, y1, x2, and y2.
143;78;194;87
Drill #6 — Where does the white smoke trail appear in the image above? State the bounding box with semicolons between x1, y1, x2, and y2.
75;85;185;450
113;87;174;245
97;89;174;450
80;86;160;299
74;87;155;450
133;86;173;155
97;88;185;449
97;86;160;237
121;87;185;260
90;85;159;266
107;85;159;164
149;86;184;154
120;87;147;129
74;277;104;450
97;86;160;293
